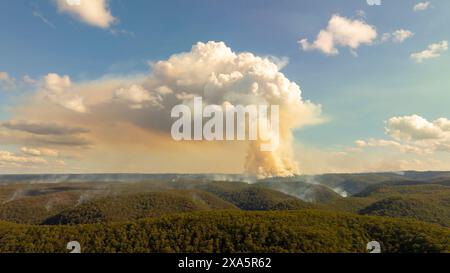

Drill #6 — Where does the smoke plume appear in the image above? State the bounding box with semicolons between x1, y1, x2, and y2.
138;42;322;178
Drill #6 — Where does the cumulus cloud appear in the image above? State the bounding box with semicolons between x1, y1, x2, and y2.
411;40;448;63
386;115;445;141
413;2;431;11
434;118;450;131
41;73;88;113
299;14;377;55
315;115;450;173
382;29;414;43
355;115;450;157
55;0;116;29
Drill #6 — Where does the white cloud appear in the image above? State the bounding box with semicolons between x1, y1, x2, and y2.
383;29;414;43
41;73;88;113
295;143;445;174
355;115;450;156
55;0;116;29
411;40;448;63
356;139;400;149
44;73;71;94
299;14;377;55
392;29;414;43
434;118;450;131
413;2;431;11
300;113;450;174
114;84;165;109
355;138;431;155
386;115;445;141
21;147;59;157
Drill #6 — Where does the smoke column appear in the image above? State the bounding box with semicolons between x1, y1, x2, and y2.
138;42;323;178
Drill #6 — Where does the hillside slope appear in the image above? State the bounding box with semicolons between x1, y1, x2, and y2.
326;183;450;227
359;196;450;227
197;182;316;210
44;190;238;225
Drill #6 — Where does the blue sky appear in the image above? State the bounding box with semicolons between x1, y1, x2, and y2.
0;0;449;174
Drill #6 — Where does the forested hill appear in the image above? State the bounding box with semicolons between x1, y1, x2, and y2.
0;210;449;253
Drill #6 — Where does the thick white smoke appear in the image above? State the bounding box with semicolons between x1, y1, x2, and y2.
134;41;323;178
